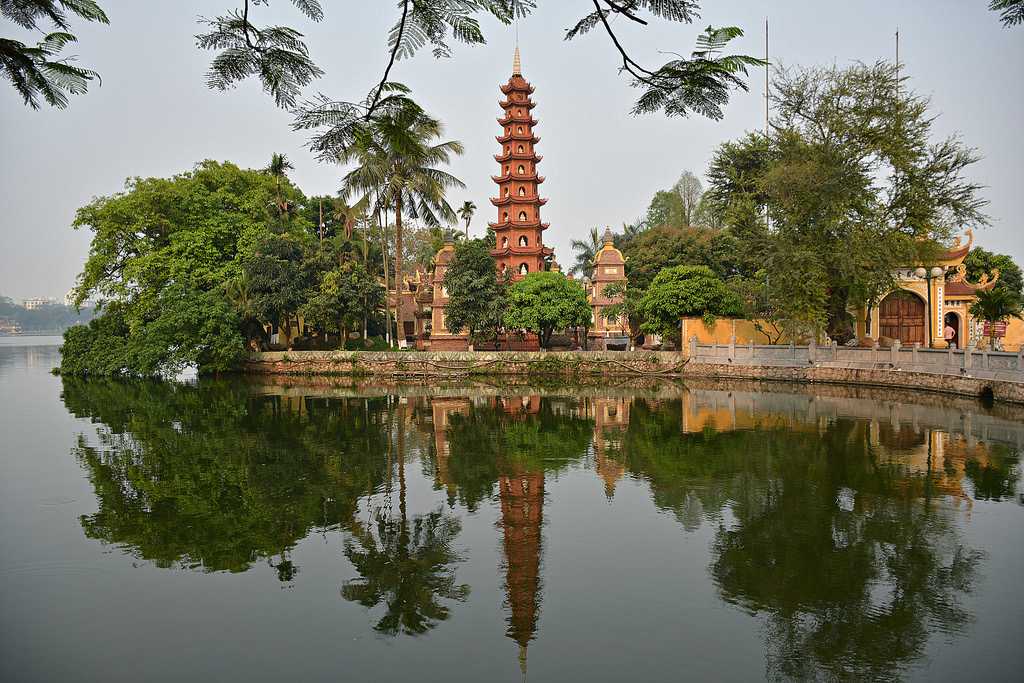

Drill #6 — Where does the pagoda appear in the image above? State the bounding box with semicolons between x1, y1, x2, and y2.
490;47;554;278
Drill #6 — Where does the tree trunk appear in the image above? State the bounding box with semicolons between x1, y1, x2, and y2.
379;205;392;346
394;195;405;348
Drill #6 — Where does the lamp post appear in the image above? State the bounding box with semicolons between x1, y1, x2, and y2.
916;266;945;347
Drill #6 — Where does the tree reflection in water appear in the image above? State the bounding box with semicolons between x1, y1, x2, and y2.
61;377;1021;677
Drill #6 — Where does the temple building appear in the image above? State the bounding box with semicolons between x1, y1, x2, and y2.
390;48;633;352
852;230;1018;350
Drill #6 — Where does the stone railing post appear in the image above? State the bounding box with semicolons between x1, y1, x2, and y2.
912;342;919;366
963;345;973;371
872;340;879;364
831;341;838;361
689;335;698;360
1017;347;1023;372
981;349;989;371
789;341;796;359
728;335;736;362
748;340;754;360
891;340;901;366
808;338;816;364
947;344;954;367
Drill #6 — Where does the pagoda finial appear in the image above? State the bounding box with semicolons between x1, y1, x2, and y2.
602;227;614;246
513;46;522;76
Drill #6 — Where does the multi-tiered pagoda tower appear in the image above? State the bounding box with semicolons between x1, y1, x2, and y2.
490;48;553;278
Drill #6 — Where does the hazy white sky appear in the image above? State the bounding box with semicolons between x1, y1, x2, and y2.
1;0;1021;300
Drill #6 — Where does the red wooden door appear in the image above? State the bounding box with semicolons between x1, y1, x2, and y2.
879;292;925;345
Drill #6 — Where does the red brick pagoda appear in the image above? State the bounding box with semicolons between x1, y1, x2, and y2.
490;48;554;279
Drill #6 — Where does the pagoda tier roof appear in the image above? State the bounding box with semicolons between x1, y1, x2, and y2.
496;133;540;144
494;151;542;163
499;99;537;110
497;115;538;126
492;172;545;184
491;195;548;207
500;79;535;95
489;220;550;231
491;245;555;258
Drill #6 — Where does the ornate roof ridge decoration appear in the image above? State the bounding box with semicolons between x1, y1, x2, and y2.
593;227;626;267
945;262;1000;297
937;228;974;265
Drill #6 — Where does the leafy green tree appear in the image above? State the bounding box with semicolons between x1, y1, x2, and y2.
673;170;704;227
962;247;1023;298
458;200;476;240
708;62;988;339
644;190;686;230
60;285;245;377
636;265;743;339
504;272;590;349
442;238;507;345
301;260;384;341
197;0;325;109
622;225;740;292
338;106;464;346
990;0;1024;27
242;233;309;348
969;288;1023;349
63;160;310;374
1;0;108;109
569;227;602;278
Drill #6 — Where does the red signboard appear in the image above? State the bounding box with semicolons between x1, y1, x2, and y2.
982;321;1007;337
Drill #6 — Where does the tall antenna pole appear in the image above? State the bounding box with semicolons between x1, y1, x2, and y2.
765;16;770;137
764;16;770;233
895;27;900;82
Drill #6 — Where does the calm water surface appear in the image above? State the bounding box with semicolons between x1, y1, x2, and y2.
1;342;1022;682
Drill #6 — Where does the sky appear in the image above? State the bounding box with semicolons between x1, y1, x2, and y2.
1;0;1021;301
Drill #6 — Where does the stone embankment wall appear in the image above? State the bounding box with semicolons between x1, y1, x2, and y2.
244;349;1024;404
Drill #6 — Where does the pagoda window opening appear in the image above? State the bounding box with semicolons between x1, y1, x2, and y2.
502;211;509;221
518;236;529;247
519;263;529;275
517;145;525;153
517;126;523;134
518;211;528;222
505;165;510;174
505;146;510;154
502;237;509;249
504;187;509;196
518;187;526;196
517;164;525;174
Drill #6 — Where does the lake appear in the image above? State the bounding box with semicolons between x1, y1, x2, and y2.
1;342;1022;682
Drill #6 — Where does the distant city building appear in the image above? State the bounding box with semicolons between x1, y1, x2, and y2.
22;297;58;310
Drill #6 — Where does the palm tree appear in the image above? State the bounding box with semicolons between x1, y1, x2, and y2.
266;153;296;224
340;108;464;347
458;200;477;240
969;288;1023;350
569;227;604;278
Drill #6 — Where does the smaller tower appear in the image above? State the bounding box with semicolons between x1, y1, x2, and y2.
588;228;629;348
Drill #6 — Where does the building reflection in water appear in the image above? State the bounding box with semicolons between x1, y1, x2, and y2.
62;376;1023;680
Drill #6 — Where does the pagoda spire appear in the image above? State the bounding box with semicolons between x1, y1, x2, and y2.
490;54;554;279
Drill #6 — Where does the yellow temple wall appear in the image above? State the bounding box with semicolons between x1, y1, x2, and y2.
681;317;794;345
